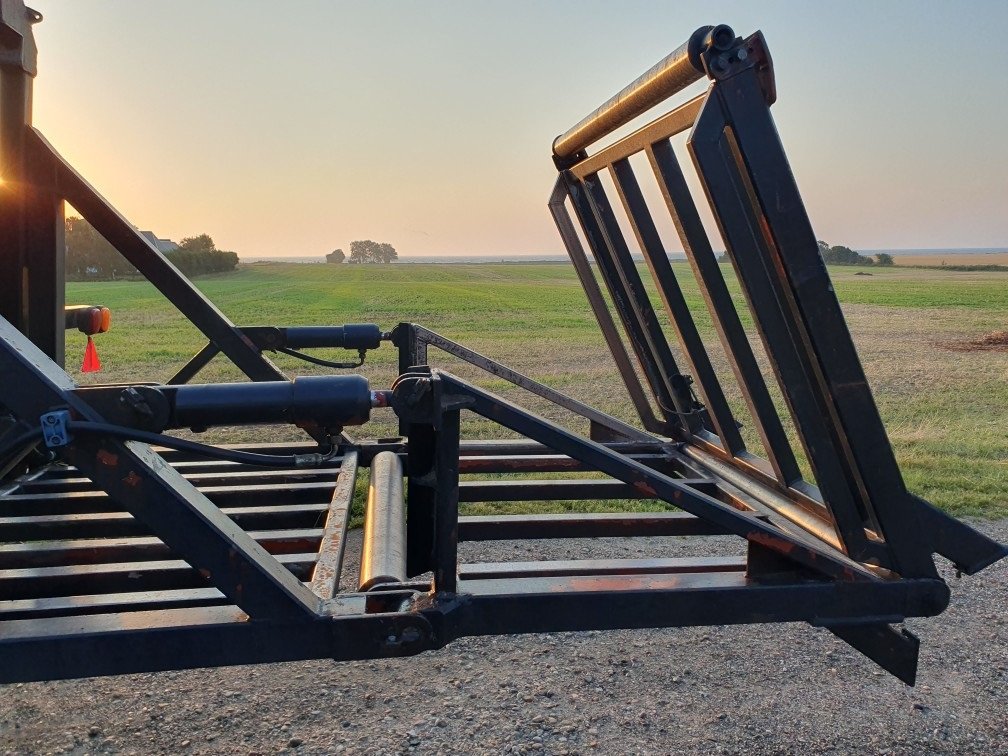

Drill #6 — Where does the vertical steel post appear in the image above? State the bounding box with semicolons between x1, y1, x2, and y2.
394;323;427;436
0;5;64;364
433;409;460;593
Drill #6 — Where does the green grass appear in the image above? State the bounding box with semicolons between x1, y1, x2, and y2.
66;261;1008;518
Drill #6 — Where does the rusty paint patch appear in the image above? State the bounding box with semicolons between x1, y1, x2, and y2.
747;530;798;556
122;471;142;488
634;481;657;497
96;449;118;467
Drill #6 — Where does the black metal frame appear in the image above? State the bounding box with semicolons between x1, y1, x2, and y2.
0;7;1003;686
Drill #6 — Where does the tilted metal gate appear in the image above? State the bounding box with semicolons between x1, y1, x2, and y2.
0;6;1003;685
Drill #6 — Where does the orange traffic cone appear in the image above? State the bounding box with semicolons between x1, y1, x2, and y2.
81;335;101;373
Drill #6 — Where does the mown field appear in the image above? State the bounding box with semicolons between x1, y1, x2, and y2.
66;262;1008;517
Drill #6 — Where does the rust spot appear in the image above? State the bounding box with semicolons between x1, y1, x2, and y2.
634;481;657;497
199;568;212;581
747;530;797;555
122;471;142;488
96;449;118;467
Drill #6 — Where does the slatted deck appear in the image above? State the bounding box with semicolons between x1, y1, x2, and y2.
0;440;734;626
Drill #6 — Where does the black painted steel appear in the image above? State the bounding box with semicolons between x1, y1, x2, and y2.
0;6;1003;686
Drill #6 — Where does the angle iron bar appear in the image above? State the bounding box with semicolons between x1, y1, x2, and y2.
712;68;940;578
457;511;741;541
579;173;702;428
563;175;683;430
433;371;877;582
1;481;337;516
0;315;324;619
167;342;220;385
16;467;341;494
570;94;705;179
547;179;665;434
309;451;359;599
0;553;320;602
0;587;229;621
410;324;652;442
0;529;325;570
27;130;286;383
688;98;880;566
0;504;331;543
646;137;803;484
457;477;716;502
458;555;746;580
608;156;744;453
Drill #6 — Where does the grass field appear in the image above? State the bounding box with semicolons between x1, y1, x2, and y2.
895;252;1008;267
66;261;1008;517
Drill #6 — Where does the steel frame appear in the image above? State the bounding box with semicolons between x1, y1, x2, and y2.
0;8;1004;686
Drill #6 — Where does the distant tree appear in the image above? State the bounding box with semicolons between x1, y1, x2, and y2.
326;248;345;264
177;234;216;254
348;240;398;263
820;243;874;266
817;240;830;258
166;233;239;276
875;252;895;266
65;215;137;280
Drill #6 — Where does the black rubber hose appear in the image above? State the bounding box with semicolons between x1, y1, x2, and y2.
0;428;43;463
65;421;336;468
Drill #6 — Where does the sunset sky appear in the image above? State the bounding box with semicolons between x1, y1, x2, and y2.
28;1;1008;259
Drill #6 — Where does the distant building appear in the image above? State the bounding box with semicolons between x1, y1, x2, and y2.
140;230;178;253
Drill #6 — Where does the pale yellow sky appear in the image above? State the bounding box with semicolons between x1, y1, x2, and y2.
28;1;1008;259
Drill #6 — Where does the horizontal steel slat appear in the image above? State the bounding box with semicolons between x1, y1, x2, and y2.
18;467;342;494
457;511;737;540
459;555;746;580
0;553;319;601
458;477;716;502
0;481;336;517
0;502;331;541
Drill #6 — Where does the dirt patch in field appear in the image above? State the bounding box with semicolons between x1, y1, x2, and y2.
938;330;1008;352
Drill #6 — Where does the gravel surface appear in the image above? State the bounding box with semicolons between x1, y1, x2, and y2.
2;520;1006;755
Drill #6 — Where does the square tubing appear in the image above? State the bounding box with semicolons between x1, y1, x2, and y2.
564;176;683;431
712;68;934;578
608;157;742;453
689;98;879;566
646;138;802;485
0;65;64;364
405;421;436;577
548;180;665;435
394;323;427;436
433;409;461;593
579;174;701;429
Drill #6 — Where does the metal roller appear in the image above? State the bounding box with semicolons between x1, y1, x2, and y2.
552;24;735;159
359;451;407;590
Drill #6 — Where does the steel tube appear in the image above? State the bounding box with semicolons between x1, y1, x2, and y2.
359;451;406;590
552;25;733;159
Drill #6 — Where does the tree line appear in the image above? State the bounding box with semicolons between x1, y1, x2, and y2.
326;239;397;264
817;241;894;266
718;243;894;266
65;217;239;280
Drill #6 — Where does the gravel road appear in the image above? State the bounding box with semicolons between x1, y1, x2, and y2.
3;520;1006;755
